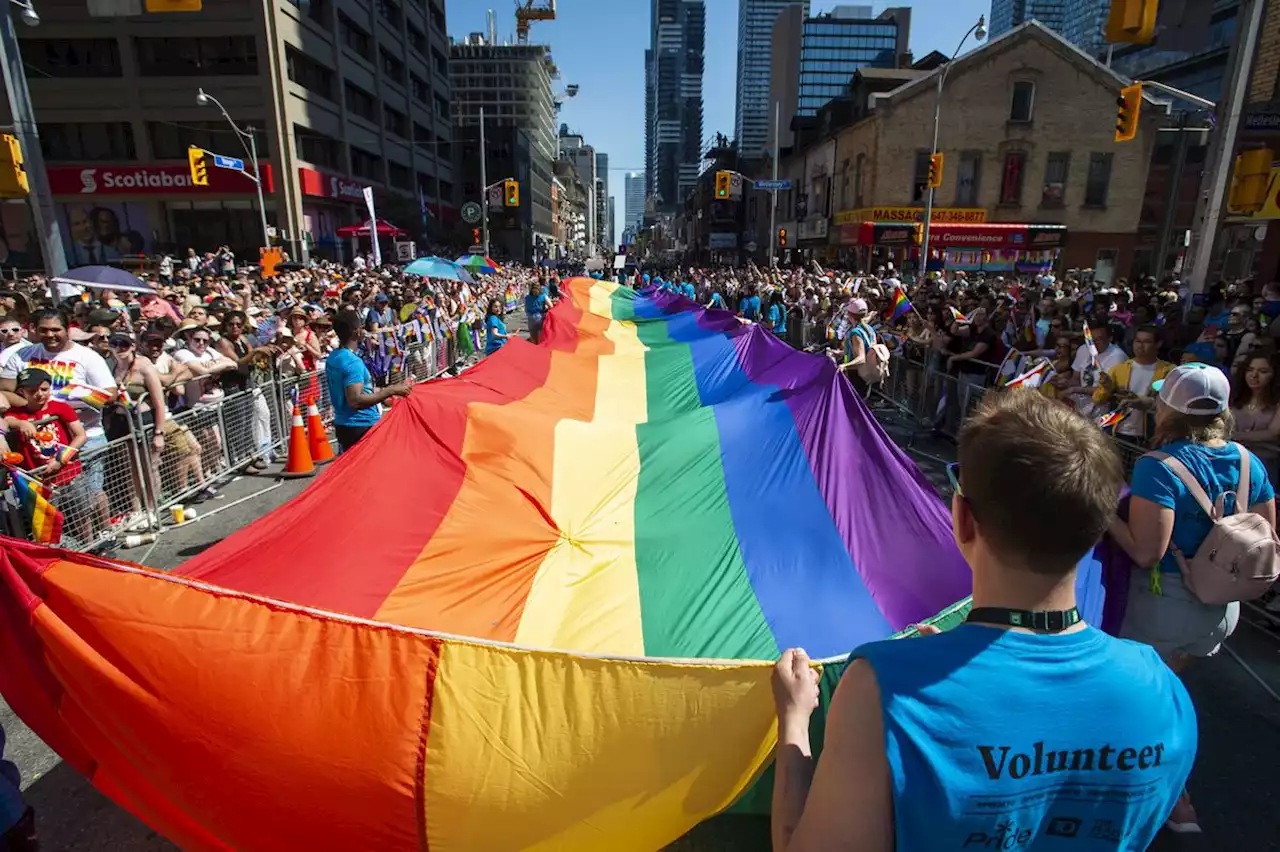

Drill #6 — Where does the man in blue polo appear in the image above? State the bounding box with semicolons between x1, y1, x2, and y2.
326;312;412;453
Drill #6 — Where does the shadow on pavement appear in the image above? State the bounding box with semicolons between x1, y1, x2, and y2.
22;764;176;852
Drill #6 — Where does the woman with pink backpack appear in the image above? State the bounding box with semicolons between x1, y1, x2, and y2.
1108;362;1280;834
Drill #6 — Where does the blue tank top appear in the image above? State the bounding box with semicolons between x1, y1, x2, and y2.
852;625;1196;851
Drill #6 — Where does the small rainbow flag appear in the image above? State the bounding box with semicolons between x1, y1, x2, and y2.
890;288;912;322
59;383;116;411
1097;409;1127;430
7;467;63;544
949;306;969;323
1082;324;1099;366
1004;359;1051;389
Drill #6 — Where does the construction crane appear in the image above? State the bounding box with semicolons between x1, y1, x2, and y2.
515;0;555;44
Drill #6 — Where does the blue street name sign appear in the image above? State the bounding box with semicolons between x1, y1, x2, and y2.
213;154;245;171
754;179;792;191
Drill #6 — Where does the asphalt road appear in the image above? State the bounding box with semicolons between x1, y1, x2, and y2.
3;342;1280;851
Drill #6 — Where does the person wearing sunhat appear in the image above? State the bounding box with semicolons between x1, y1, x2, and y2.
1109;362;1278;833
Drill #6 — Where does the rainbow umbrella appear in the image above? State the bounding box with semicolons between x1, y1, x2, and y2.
454;254;502;274
0;279;978;851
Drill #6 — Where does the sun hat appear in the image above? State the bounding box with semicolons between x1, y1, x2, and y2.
1151;362;1231;415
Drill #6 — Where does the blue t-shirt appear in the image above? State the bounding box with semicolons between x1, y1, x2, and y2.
708;292;726;310
326;347;379;428
680;282;696;299
1131;440;1275;572
739;295;761;320
524;291;549;321
485;314;508;354
854;625;1196;851
768;303;787;335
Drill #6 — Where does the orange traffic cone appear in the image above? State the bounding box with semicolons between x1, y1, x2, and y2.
281;401;315;478
305;401;336;465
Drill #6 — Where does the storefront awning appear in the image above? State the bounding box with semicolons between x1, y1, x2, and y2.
847;222;1067;250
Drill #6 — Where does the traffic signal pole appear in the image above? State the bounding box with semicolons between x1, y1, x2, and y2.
769;100;778;268
1;5;67;276
479;106;489;258
1182;0;1263;298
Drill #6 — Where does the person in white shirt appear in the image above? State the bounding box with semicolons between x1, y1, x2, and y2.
1067;321;1127;418
0;317;27;366
172;326;236;406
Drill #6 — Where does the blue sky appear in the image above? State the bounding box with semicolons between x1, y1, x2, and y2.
444;0;990;240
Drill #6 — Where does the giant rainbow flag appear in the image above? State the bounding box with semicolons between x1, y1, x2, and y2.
0;278;974;851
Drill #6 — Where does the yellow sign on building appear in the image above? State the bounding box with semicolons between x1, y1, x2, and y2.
833;207;988;226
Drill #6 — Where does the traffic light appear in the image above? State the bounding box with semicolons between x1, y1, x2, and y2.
1228;148;1274;214
503;179;519;207
188;146;209;186
777;228;788;248
145;0;203;10
715;170;731;198
927;153;944;189
1114;83;1143;143
912;223;924;245
472;228;481;245
0;134;29;198
1106;0;1158;45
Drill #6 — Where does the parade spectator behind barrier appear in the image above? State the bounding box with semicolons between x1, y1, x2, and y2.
286;307;321;371
1109;363;1277;833
769;390;1195;852
216;311;277;472
0;290;30;326
1093;326;1174;446
485;298;509;356
172;324;235;406
525;280;549;344
1066;321;1126;418
327;312;411;453
1230;351;1280;488
0;317;26;363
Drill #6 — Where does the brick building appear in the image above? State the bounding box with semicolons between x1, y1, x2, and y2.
773;21;1161;280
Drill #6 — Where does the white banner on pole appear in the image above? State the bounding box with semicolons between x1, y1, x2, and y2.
362;186;381;267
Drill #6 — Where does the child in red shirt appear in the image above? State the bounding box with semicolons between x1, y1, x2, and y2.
4;367;87;487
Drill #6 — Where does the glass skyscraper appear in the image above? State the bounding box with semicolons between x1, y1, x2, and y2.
1058;0;1109;57
645;0;705;211
797;6;907;117
735;0;810;158
988;0;1067;39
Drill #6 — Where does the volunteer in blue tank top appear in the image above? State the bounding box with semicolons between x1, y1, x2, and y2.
840;298;876;396
766;291;788;337
1108;362;1275;834
739;285;762;322
484;298;509;355
770;390;1196;852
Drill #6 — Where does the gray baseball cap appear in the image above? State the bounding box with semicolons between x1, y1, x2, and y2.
1151;363;1230;415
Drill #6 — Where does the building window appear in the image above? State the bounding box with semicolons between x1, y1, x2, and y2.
912;150;931;202
286;47;334;100
1000;151;1026;205
351;146;383;181
377;0;403;28
854;153;865;207
954;152;981;206
338;14;371;60
19;38;122;78
384;105;408;138
40;122;136;162
135;36;258;76
434;94;450;119
432;48;448;78
294;125;342;171
285;0;329;30
407;22;427;56
1010;81;1035;122
344;81;377;122
1042;152;1070;206
410;73;430;105
380;48;405;84
148;120;241;161
388;161;412;188
1085;152;1113;207
413;122;435;151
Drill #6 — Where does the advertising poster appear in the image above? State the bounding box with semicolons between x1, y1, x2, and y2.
59;201;151;266
0;201;38;269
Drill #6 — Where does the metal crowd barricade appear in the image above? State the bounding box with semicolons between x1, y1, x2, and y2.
10;339;448;553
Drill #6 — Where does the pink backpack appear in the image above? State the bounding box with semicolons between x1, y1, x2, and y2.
1149;443;1280;605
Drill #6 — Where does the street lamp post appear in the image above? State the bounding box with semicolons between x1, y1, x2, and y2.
195;88;271;251
920;15;985;275
1;0;69;276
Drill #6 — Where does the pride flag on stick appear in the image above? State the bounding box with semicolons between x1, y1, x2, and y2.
1004;359;1051;390
1097;409;1127;430
889;288;913;322
5;467;63;544
58;383;116;411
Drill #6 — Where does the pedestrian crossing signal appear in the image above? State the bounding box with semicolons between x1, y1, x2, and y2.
504;180;519;207
927;153;944;189
715;170;731;198
0;134;29;198
1114;83;1142;143
777;228;787;248
188;146;209;186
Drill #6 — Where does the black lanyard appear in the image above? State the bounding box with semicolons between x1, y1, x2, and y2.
966;607;1081;633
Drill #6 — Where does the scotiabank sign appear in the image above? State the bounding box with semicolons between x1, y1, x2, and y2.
298;166;365;202
47;163;273;196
